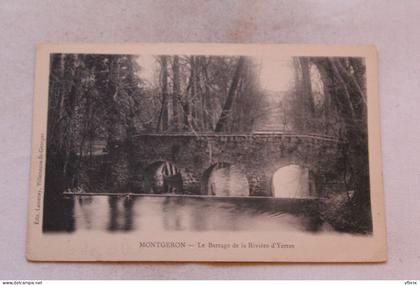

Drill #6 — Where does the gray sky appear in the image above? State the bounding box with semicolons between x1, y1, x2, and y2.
136;55;295;93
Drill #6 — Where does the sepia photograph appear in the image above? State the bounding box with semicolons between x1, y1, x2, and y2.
4;0;420;280
27;44;386;262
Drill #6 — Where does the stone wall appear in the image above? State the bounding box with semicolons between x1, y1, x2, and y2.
125;133;342;196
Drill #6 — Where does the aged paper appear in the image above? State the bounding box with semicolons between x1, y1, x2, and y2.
26;43;386;262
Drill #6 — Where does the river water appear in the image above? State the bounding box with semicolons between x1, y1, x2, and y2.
69;195;325;233
48;164;324;233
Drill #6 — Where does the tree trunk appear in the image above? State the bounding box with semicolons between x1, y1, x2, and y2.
156;56;170;131
215;56;245;132
190;56;197;130
172;56;181;130
197;57;205;131
299;57;315;115
162;56;170;130
297;58;315;131
202;57;213;131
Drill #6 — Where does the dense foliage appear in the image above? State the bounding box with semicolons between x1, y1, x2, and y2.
43;53;371;233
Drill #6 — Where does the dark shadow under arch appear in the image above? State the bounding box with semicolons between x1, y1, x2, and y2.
142;160;183;194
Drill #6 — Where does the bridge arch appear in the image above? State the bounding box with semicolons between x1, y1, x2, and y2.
271;164;316;198
128;133;341;196
142;160;183;194
201;162;249;196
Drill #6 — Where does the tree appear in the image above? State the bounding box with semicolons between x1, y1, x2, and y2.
311;57;370;232
278;56;370;232
45;54;144;193
156;55;170;131
215;56;245;132
172;55;181;130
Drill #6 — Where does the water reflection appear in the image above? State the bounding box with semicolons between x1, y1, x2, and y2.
71;195;323;233
55;165;323;233
75;196;93;229
107;196;135;231
162;197;185;230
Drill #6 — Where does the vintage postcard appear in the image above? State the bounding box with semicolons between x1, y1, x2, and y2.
26;43;386;262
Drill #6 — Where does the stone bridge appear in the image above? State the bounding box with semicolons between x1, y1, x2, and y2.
126;132;344;196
